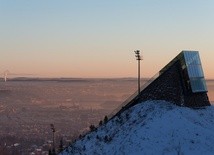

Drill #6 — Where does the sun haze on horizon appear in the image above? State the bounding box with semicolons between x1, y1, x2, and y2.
0;1;214;79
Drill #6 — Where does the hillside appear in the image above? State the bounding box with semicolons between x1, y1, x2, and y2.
60;100;214;155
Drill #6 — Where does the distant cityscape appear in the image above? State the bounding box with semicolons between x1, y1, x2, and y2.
0;78;137;154
0;78;213;154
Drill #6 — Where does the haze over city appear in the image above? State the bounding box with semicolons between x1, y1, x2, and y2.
1;0;214;78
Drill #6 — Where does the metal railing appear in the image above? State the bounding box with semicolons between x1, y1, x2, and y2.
63;72;161;151
108;72;160;120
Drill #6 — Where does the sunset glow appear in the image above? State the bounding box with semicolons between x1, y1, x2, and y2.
0;1;214;79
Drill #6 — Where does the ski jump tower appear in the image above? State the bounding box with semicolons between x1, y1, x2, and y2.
111;51;210;117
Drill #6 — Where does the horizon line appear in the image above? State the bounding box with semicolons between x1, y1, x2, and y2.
1;77;214;81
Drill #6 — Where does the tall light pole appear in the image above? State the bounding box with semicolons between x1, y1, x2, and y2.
134;50;142;96
50;124;56;154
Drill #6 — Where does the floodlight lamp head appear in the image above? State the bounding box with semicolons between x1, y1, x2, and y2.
134;50;140;54
50;124;55;132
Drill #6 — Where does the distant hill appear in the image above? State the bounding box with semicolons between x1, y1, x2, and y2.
60;100;214;155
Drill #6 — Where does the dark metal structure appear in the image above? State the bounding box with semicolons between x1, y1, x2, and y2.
109;51;210;119
160;51;207;93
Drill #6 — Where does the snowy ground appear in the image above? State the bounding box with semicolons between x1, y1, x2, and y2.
60;100;214;155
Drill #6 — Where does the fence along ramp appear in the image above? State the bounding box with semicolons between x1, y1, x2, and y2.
108;72;160;120
66;73;160;147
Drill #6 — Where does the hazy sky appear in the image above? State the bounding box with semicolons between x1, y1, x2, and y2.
1;0;214;78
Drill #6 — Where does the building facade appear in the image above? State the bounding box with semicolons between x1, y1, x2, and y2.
135;50;210;107
109;51;210;120
114;51;211;118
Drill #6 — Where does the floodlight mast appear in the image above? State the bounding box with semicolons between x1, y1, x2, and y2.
50;124;56;154
134;50;142;96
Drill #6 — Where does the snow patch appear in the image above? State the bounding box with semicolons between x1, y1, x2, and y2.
60;100;214;155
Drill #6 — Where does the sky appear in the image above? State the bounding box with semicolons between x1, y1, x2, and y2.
0;0;214;78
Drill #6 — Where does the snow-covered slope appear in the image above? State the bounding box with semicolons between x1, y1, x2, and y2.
60;100;214;155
